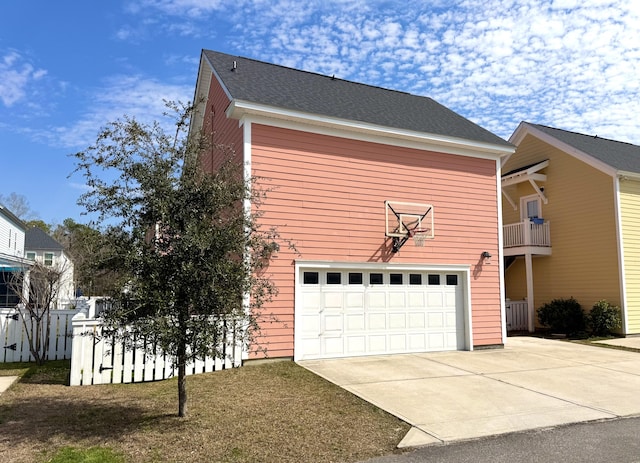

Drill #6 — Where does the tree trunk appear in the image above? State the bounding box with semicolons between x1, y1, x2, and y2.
177;343;187;417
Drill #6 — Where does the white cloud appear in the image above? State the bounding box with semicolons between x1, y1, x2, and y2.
122;0;640;144
0;51;48;107
46;76;192;149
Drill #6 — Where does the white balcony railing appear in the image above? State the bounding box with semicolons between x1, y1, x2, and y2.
503;220;551;248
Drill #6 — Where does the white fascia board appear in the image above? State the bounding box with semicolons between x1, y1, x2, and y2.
613;176;628;334
617;170;640;181
510;123;618;177
188;54;214;139
295;260;471;272
227;100;514;161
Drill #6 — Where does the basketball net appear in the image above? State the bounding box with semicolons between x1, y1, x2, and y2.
412;228;429;247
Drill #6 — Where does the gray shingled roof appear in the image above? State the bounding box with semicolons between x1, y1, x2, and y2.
529;123;640;174
203;50;512;148
25;227;63;251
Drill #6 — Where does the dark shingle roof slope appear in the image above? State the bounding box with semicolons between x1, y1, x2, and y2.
25;227;63;251
203;50;511;148
530;123;640;174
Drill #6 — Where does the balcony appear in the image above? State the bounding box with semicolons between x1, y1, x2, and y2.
503;220;551;256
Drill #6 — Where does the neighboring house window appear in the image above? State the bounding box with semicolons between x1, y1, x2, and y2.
44;253;54;266
26;252;36;261
520;194;542;221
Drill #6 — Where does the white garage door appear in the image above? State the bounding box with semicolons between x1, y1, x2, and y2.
295;267;466;360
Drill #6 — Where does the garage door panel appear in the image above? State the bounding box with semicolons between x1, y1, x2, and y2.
300;314;321;332
324;336;344;355
324;314;343;331
346;292;364;308
302;291;322;310
346;314;365;331
389;334;407;351
369;313;387;329
389;292;406;307
428;333;445;349
296;268;465;360
445;312;457;328
427;312;444;328
300;338;321;357
408;292;425;307
369;335;387;352
427;292;444;306
445;292;457;307
408;333;426;349
408;312;425;328
389;313;406;329
324;292;343;308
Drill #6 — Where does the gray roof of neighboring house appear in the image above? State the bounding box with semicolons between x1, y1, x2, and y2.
203;49;512;148
528;123;640;174
25;227;63;251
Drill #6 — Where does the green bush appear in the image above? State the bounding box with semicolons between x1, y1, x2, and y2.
537;297;586;335
588;300;622;336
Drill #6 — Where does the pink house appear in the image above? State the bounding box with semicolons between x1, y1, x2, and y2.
190;50;515;361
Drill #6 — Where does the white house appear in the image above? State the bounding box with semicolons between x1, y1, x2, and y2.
24;227;75;308
0;205;28;307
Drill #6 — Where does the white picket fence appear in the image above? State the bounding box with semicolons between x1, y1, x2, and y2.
69;311;243;386
506;299;529;331
1;301;243;386
0;307;78;362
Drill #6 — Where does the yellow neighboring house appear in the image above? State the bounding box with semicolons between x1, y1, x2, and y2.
502;122;640;335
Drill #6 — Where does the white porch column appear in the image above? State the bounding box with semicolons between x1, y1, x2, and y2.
525;252;535;332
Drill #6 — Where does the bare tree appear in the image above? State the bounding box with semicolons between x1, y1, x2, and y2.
0;192;37;221
8;260;70;365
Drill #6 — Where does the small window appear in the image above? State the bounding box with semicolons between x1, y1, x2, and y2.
409;274;422;285
348;273;363;285
369;273;383;285
26;252;36;261
428;274;440;285
446;274;458;286
326;272;342;284
303;272;319;284
390;273;403;285
44;253;54;266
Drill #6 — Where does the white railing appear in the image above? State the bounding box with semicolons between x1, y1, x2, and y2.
0;307;78;362
503;220;551;248
505;299;528;331
69;311;243;386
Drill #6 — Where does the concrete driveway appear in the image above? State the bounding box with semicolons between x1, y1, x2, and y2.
299;337;640;447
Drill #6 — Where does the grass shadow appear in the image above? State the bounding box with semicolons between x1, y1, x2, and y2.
0;394;177;447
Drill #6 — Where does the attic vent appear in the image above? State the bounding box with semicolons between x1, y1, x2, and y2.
232;60;237;71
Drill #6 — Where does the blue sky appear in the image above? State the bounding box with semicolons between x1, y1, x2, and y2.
1;0;639;225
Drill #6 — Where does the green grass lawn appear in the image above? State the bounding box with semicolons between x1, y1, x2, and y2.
0;360;409;463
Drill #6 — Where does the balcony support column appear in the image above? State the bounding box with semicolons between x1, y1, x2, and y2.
525;252;535;332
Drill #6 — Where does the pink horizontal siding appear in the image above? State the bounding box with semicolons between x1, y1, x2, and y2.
200;77;244;173
250;124;502;358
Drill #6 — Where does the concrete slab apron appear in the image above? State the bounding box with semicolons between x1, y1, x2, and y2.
299;338;640;447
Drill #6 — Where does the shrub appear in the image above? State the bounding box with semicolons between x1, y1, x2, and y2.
537;297;586;335
588;300;622;336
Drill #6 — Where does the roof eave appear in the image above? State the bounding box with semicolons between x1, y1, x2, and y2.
227;100;514;159
509;122;618;177
0;206;26;230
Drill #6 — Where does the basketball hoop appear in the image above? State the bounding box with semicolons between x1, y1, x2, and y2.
411;228;430;247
